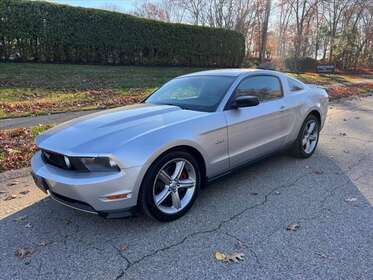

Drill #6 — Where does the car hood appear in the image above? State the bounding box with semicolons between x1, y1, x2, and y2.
36;103;206;155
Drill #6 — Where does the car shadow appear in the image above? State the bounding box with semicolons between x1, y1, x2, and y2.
1;150;372;279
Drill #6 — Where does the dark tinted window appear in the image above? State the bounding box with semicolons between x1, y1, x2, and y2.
236;76;283;101
288;77;304;92
145;76;235;112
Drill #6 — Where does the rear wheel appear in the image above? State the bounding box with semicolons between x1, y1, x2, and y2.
139;150;201;221
291;114;320;158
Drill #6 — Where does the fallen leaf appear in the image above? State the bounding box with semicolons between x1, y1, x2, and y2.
287;223;300;231
355;116;360;119
274;191;281;195
7;181;18;186
214;251;245;263
339;132;347;136
24;223;32;228
120;244;128;251
345;197;357;202
314;170;324;175
15;248;33;258
214;251;226;261
14;215;28;222
250;192;258;196
343;118;347;121
343;150;350;154
19;190;30;195
4;194;17;201
225;252;245;263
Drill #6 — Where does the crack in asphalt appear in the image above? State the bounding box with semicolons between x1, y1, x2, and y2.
114;269;124;280
120;168;358;274
108;241;131;270
121;172;311;272
224;177;353;262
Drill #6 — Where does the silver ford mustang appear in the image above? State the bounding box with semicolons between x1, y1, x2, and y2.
31;69;328;221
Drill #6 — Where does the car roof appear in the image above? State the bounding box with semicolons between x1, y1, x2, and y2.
180;68;284;78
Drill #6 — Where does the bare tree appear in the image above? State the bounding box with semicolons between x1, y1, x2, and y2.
324;0;351;62
177;0;207;25
134;0;185;23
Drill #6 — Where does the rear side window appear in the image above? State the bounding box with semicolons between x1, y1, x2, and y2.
288;77;304;92
236;75;283;102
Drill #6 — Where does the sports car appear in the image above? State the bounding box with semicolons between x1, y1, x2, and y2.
31;69;328;221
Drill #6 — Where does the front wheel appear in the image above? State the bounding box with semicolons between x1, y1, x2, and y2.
139;150;201;222
291;114;320;158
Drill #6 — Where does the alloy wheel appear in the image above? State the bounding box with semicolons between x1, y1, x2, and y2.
302;119;319;154
153;158;196;214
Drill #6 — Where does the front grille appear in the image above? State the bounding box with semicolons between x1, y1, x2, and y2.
41;150;69;170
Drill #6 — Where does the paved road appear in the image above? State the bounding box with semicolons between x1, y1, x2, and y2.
1;97;373;280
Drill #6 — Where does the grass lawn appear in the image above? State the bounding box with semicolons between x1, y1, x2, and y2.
0;63;205;118
0;63;372;119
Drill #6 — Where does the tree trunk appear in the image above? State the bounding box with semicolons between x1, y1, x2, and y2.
259;0;271;63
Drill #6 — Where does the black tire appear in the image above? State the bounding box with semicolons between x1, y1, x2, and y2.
291;114;320;158
139;150;201;222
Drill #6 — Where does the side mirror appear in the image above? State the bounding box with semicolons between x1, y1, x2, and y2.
232;96;259;108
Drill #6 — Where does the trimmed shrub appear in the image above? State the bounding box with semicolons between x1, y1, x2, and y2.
0;0;245;67
284;57;318;72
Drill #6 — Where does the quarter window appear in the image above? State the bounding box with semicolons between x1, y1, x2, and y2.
236;76;283;102
288;77;304;92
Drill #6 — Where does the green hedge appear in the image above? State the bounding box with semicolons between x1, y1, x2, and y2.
0;0;245;67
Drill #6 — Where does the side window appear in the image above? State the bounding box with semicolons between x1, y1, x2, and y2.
236;76;283;102
288;77;304;92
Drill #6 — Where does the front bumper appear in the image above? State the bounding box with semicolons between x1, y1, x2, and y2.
31;151;142;217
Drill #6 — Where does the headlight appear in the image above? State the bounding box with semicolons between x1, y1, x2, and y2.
41;149;120;172
72;157;120;172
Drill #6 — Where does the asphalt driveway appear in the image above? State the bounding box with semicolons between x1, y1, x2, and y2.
1;97;373;280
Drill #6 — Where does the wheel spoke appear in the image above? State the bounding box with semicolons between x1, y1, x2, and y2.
305;140;310;152
178;178;195;189
171;191;181;209
309;134;317;141
307;122;316;134
172;160;185;180
158;170;171;184
155;186;171;206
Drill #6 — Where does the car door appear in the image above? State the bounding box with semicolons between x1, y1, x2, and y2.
224;75;292;169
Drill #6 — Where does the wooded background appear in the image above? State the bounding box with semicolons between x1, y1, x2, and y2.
133;0;372;71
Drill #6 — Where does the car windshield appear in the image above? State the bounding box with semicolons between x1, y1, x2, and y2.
145;76;236;112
